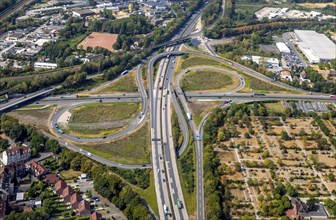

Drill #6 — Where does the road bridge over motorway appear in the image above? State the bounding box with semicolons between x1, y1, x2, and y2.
185;92;336;102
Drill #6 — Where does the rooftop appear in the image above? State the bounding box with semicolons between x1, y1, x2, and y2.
295;30;336;60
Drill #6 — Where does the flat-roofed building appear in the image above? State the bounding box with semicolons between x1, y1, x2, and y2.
276;42;290;54
294;30;336;64
34;62;58;69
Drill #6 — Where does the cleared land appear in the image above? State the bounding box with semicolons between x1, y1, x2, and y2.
79;122;150;164
91;70;138;94
79;32;118;52
64;102;140;137
181;70;239;92
7;105;56;131
188;101;226;127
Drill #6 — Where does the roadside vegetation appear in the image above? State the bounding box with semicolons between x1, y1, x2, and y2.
91;70;138;94
181;70;236;92
180;54;221;70
178;142;196;216
79;122;150;165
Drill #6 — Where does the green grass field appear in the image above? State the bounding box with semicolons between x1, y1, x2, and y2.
238;72;291;93
134;171;159;217
92;71;138;94
79;122;150;164
65;102;140;137
181;70;235;91
180;55;221;70
265;102;286;114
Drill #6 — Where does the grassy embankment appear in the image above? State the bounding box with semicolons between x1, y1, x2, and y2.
79;122;150;165
91;70;138;94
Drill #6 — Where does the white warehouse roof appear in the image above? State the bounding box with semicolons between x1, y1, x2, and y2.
276;42;290;53
294;30;336;62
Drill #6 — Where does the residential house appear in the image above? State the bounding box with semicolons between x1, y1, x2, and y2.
26;160;48;178
286;198;328;219
55;180;67;195
45;173;60;185
62;186;74;203
1;146;31;165
70;193;82;209
91;211;102;220
280;70;293;81
78;200;91;216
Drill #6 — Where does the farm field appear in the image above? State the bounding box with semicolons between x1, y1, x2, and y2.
79;32;118;52
181;70;239;92
78;122;150;165
63;102;140;137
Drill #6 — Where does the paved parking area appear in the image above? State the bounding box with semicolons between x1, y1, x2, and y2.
284;101;330;113
70;178;126;220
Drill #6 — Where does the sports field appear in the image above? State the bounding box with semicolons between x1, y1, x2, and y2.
79;32;118;52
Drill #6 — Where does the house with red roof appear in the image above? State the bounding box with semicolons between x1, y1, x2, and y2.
62;186;74;203
55;180;67;195
90;211;102;220
70;193;82;209
45;173;60;185
26;160;48;178
78;200;91;216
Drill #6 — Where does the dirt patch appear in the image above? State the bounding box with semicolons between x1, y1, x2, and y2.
79;32;118;52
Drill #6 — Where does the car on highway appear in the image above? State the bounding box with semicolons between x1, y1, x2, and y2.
87;152;92;157
80;148;83;152
158;169;160;173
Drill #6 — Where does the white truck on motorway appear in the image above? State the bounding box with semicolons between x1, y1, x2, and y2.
164;204;169;214
187;112;192;120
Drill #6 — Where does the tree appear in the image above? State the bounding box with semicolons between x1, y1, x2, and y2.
0;139;9;151
307;198;318;211
45;139;61;154
9;124;26;141
327;173;335;182
244;132;251;139
281;131;290;141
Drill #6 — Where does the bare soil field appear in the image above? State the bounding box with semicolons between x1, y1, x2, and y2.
79;32;118;52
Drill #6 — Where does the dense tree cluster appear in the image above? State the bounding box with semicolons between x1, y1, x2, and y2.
0;115;61;156
179;147;195;194
0;0;17;13
90;15;152;35
202;0;222;26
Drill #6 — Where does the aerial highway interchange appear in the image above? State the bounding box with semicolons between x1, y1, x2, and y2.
1;3;335;220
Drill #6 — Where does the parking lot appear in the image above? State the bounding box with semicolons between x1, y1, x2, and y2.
283;101;329;113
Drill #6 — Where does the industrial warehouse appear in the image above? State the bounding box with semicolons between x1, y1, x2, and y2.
294;30;336;64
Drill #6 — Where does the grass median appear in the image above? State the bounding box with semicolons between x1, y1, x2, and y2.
64;102;140;138
181;70;239;92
